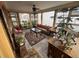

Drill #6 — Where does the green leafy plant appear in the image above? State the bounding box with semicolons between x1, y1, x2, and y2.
27;22;31;28
16;36;24;46
22;21;28;29
31;20;37;27
56;11;77;50
22;21;32;29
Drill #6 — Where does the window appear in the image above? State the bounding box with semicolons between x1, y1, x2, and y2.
19;13;29;26
70;7;79;32
42;11;55;27
31;14;34;21
31;14;38;21
31;14;38;26
37;13;41;24
56;11;69;24
70;17;79;32
10;12;18;27
71;7;79;15
70;17;79;24
72;25;79;32
55;11;69;27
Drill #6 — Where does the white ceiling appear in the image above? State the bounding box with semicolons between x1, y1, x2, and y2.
4;1;73;13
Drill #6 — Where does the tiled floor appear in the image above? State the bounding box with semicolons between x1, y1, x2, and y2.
25;37;48;58
33;38;48;58
24;29;49;58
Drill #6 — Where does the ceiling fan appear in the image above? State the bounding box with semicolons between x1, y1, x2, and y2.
32;4;40;13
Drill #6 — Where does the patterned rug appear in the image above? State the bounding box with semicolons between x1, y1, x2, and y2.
25;31;47;46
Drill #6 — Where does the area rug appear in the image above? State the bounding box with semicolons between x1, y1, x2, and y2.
25;31;47;46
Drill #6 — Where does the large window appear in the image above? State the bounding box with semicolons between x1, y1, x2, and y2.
31;14;38;26
31;14;34;21
19;13;29;26
31;14;38;21
10;12;18;27
37;13;41;24
55;7;79;32
70;7;79;32
70;17;79;24
55;11;69;27
70;17;79;32
42;11;55;27
56;11;69;24
71;7;79;16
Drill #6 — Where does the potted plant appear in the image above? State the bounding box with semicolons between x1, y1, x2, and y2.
16;36;25;46
14;36;25;57
56;10;77;50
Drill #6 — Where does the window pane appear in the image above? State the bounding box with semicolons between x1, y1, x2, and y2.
35;14;38;21
10;12;18;26
19;13;29;25
38;13;41;24
71;7;79;15
70;7;79;32
72;25;79;32
10;12;17;17
70;17;79;24
56;11;69;24
31;14;38;21
19;13;29;21
11;18;16;21
42;11;55;27
13;21;18;26
31;14;34;21
70;17;79;32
